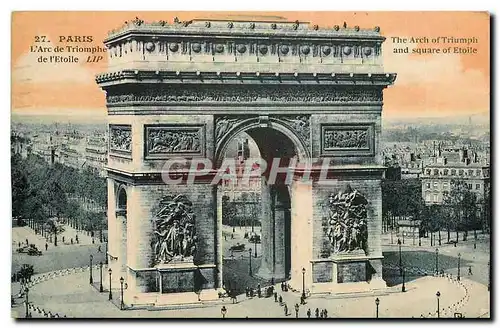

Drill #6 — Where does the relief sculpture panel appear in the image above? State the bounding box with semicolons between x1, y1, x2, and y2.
326;186;368;255
109;124;132;154
145;125;205;159
152;194;198;265
320;124;374;157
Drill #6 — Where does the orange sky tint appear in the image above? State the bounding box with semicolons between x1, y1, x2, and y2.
11;11;490;119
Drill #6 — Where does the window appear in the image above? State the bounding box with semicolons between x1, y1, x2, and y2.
468;183;472;189
459;170;464;176
434;169;439;175
443;169;449;176
433;194;439;202
443;182;448;189
433;182;439;189
451;169;456;175
425;193;431;202
476;169;481;176
468;170;474;176
426;169;431;175
476;184;481;190
426;182;431;189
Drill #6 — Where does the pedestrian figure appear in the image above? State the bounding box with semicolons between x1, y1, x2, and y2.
92;238;95;244
26;238;28;245
315;308;319;318
62;236;65;243
307;308;311;318
300;294;306;305
98;245;102;252
274;292;278;302
279;295;283;304
284;303;288;316
71;238;73;245
231;233;234;239
45;243;48;251
271;277;275;286
468;266;473;275
257;284;261;297
324;309;328;318
320;309;324;318
18;241;21;248
224;235;227;241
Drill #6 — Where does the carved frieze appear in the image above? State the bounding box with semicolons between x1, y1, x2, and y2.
326;186;368;254
274;115;311;146
109;124;132;154
152;194;198;265
106;85;382;105
215;116;245;145
320;124;374;156
145;125;205;158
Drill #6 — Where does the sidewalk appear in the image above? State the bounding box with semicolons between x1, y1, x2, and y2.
12;225;98;251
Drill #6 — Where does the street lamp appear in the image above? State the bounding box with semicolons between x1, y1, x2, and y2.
99;262;103;292
25;286;30;318
301;268;306;299
435;248;439;274
105;242;108;265
436;291;441;318
402;267;406;292
488;261;490;291
89;254;94;285
108;268;113;300
375;297;380;318
120;277;124;310
254;237;257;258
248;248;252;276
221;305;227;318
457;253;461;281
397;238;403;276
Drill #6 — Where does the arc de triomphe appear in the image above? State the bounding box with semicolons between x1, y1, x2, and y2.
96;17;396;307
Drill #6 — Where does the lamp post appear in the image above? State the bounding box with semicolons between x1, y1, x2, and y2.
457;253;461;281
375;297;380;318
402;267;406;292
89;254;93;285
99;262;103;292
248;248;252;276
487;261;490;291
398;238;402;276
25;286;30;318
221;306;227;318
254;237;257;258
120;277;124;310
435;248;439;274
300;267;306;300
436;291;441;318
108;268;112;300
105;242;108;265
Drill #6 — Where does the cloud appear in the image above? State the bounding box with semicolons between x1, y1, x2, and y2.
12;39;95;84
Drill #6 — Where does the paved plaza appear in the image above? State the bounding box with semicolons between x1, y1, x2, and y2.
11;268;489;319
11;225;490;319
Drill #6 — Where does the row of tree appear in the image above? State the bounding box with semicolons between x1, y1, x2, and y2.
12;153;107;245
382;178;491;242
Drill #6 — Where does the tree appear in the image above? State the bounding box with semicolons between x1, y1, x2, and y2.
443;180;477;243
44;218;65;246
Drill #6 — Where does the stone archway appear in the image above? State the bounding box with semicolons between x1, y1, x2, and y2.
215;121;312;287
98;17;396;307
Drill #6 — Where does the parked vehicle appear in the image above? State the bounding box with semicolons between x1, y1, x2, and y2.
229;243;245;252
